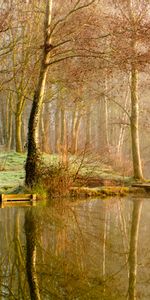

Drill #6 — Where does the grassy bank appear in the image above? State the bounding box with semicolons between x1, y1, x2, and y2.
0;152;25;192
0;151;133;197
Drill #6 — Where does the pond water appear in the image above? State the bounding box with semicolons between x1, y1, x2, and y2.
0;196;149;300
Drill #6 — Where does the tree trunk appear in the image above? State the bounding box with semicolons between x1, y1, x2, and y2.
11;119;15;150
6;95;13;150
128;0;143;180
71;110;81;155
97;98;109;152
16;112;22;153
25;64;48;186
41;102;51;153
117;88;129;157
60;107;68;166
7;104;13;151
97;77;109;153
85;103;91;150
1;99;6;145
54;98;60;153
130;65;143;180
25;0;52;186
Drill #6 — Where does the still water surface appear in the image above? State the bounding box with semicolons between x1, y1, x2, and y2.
0;196;149;299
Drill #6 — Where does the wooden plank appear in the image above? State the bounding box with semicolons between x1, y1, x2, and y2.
3;194;32;199
0;194;36;202
132;183;150;188
132;183;150;191
0;201;37;208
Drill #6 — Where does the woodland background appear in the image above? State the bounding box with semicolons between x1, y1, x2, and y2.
0;0;150;181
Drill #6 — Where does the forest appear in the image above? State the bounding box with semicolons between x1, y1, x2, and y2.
0;0;150;191
0;2;150;300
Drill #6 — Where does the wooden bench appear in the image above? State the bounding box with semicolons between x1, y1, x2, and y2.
0;194;36;202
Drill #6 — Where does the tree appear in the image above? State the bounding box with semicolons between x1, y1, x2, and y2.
129;0;144;179
25;0;53;186
25;0;96;186
9;0;42;152
109;0;150;179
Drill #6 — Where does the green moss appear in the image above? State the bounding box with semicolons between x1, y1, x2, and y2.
0;151;132;196
0;170;25;192
70;186;130;198
0;152;59;193
143;179;150;183
0;151;26;171
25;184;48;200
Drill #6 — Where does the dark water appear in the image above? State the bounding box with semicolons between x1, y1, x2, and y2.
0;196;149;300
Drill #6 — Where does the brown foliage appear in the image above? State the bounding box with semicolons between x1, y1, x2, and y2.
38;164;73;198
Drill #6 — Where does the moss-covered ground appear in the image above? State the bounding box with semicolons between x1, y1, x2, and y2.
0;151;134;196
0;152;25;192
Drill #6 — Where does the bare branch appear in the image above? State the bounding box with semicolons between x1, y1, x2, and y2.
49;0;96;38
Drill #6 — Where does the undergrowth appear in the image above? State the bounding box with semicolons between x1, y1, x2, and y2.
36;163;73;198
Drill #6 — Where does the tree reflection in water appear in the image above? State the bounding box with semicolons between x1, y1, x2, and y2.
24;209;41;300
0;197;149;299
128;199;143;300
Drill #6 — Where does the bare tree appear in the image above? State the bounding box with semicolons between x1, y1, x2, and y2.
25;0;96;186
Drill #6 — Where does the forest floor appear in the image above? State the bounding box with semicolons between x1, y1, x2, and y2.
0;151;143;197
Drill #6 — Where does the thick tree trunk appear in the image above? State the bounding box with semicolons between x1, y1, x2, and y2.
130;66;143;180
25;0;52;186
41;102;51;153
25;63;48;186
128;0;143;180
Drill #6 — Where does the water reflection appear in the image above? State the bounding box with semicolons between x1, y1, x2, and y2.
128;200;143;300
25;209;41;300
0;197;149;299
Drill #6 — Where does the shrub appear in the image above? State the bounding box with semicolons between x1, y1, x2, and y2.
38;163;73;198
